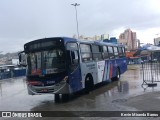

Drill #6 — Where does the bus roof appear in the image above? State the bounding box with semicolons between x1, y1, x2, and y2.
24;37;77;46
25;37;124;47
94;40;124;47
65;38;124;47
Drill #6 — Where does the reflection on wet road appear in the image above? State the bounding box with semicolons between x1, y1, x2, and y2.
0;65;160;119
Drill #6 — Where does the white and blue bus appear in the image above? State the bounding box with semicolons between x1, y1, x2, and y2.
19;37;127;100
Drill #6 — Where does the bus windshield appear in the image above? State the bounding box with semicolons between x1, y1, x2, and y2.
27;48;66;75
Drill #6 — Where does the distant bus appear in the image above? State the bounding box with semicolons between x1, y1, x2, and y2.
19;37;127;100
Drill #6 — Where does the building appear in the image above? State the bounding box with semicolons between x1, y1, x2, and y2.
101;34;109;40
103;37;117;44
94;35;101;40
154;37;160;46
118;29;137;51
73;34;77;39
72;33;109;41
12;59;19;65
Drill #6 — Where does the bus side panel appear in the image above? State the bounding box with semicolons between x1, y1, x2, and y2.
102;60;112;81
113;57;127;76
109;59;117;78
81;60;112;87
119;57;127;74
96;61;105;83
80;62;97;88
68;65;82;93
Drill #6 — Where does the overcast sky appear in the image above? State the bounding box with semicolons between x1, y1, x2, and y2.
0;0;160;53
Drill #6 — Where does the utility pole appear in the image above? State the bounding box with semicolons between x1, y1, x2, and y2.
71;3;80;39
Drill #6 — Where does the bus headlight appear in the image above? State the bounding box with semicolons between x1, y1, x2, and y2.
63;76;68;82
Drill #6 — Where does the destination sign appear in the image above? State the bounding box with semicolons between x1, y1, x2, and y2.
28;41;57;50
24;38;64;52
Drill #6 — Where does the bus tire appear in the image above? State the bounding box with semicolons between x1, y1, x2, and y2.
62;94;69;101
55;94;60;102
114;68;120;81
85;74;94;94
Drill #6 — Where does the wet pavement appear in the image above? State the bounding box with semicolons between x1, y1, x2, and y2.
0;65;160;120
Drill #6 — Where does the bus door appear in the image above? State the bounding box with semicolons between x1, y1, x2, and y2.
66;42;82;92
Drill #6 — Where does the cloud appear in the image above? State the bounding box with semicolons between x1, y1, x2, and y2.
0;0;160;52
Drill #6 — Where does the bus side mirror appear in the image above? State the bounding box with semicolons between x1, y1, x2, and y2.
18;51;27;67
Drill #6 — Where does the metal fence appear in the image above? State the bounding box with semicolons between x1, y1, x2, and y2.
141;51;160;87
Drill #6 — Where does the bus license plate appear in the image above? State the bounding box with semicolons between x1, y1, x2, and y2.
41;89;48;92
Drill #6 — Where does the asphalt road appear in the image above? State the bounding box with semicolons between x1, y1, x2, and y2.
0;65;160;120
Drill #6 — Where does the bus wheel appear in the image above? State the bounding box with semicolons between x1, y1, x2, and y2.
114;68;120;81
85;75;94;94
62;94;69;101
55;94;60;102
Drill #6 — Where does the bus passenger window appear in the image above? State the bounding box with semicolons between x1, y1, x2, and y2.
92;45;102;61
80;44;92;62
113;47;119;58
108;46;114;59
67;50;79;72
102;46;109;59
71;51;79;65
122;47;126;56
66;42;79;70
118;47;124;57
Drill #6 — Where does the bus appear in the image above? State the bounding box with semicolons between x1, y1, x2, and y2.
19;37;127;100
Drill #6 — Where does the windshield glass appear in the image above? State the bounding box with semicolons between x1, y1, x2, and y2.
27;49;66;75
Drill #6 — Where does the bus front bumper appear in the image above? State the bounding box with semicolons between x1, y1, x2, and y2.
27;81;72;95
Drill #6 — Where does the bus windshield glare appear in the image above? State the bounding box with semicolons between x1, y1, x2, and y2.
27;48;66;75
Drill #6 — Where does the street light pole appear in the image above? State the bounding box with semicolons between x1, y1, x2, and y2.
71;3;80;39
154;33;160;45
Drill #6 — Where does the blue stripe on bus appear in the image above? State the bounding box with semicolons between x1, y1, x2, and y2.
102;60;111;81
